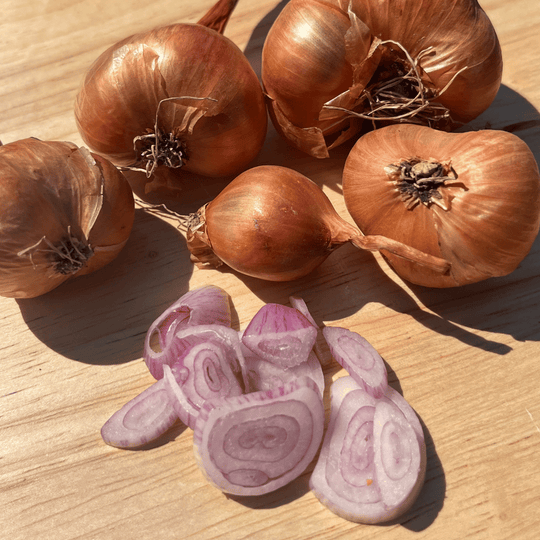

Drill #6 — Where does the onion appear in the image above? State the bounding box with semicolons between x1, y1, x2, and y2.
193;376;324;496
144;285;232;379
0;138;134;298
323;326;388;398
101;377;178;449
310;376;426;523
187;165;451;281
241;303;318;368
74;0;267;198
342;124;540;287
261;0;502;158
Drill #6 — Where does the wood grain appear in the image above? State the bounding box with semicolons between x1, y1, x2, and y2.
1;1;539;539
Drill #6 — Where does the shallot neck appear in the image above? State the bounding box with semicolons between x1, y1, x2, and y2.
384;158;460;211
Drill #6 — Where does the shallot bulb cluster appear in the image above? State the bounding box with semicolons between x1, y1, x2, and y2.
0;138;134;298
262;0;503;158
342;124;540;287
102;286;426;523
74;0;267;198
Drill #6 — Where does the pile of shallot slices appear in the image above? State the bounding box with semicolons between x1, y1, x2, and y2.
101;285;426;524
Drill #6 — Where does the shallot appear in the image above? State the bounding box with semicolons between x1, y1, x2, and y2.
144;285;232;379
0;138;134;298
162;327;246;429
262;0;502;157
187;165;451;282
323;326;388;398
241;303;318;368
193;376;325;496
342;124;540;287
310;376;426;523
101;287;427;522
74;0;267;198
101;377;178;449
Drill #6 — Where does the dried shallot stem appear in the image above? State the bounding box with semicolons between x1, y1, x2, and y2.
197;0;239;34
323;40;468;129
351;233;451;274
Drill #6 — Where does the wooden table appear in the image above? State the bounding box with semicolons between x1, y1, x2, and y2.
1;1;539;539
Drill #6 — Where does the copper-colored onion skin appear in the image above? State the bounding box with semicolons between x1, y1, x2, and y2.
342;124;540;288
262;0;355;131
342;0;502;124
0;139;134;298
188;165;360;281
262;0;502;157
74;23;267;180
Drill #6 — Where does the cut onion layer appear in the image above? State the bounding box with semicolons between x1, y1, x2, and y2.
101;377;178;448
193;376;324;496
310;376;426;523
323;326;388;398
241;303;318;368
162;336;245;429
144;285;232;379
242;343;325;398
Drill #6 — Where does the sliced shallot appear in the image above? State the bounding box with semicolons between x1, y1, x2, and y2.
101;377;178;449
309;376;426;523
242;343;325;398
193;376;324;496
323;326;388;398
163;337;245;429
144;285;232;379
241;303;317;368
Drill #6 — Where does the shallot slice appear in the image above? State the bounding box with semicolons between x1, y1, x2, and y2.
242;344;325;398
309;376;426;524
289;295;327;365
323;326;388;398
144;285;232;379
163;364;199;429
193;376;324;496
288;295;318;328
163;338;245;429
241;303;317;368
101;377;178;448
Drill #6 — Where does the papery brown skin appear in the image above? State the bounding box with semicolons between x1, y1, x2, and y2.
262;0;503;158
187;165;361;281
0;139;134;298
187;164;451;281
74;21;267;195
342;124;540;287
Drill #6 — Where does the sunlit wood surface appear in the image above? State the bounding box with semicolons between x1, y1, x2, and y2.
1;1;539;539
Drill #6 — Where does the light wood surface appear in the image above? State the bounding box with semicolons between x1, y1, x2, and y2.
1;1;539;539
